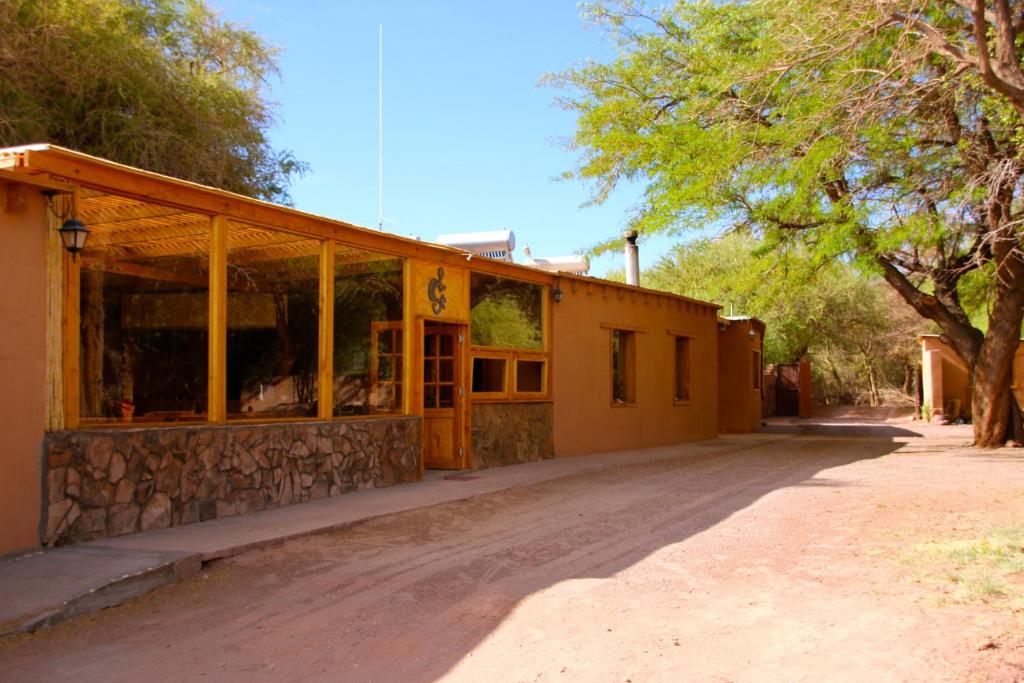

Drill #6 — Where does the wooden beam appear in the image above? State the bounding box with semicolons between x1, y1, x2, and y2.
208;215;227;423
63;185;82;429
80;258;209;288
19;150;558;284
80;201;200;226
318;240;334;420
0;167;74;193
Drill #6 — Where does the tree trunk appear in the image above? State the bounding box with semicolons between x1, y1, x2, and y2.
971;240;1024;447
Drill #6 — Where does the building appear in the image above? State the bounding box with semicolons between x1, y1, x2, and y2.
0;145;763;555
919;334;1024;421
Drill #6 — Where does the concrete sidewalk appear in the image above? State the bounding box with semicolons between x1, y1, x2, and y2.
0;433;788;637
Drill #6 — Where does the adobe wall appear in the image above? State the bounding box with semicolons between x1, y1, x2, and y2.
0;182;48;555
717;322;763;433
551;281;719;457
42;417;420;546
471;402;554;469
920;336;972;417
921;335;1024;419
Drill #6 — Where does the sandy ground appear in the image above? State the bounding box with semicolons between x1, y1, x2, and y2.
2;419;1023;682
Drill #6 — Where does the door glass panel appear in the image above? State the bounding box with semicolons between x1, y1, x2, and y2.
440;334;454;356
425;334;437;356
438;385;454;408
424;385;437;408
424;358;437;382
439;359;454;382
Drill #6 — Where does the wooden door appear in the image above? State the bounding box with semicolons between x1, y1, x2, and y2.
422;325;464;469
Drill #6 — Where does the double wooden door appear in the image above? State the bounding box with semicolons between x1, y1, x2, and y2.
422;324;466;469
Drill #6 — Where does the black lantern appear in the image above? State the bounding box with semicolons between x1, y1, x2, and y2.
58;218;89;258
552;286;564;304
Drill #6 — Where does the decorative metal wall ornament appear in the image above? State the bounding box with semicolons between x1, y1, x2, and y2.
427;267;447;315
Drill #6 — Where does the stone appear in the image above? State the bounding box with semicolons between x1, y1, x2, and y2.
106;504;139;537
48;449;71;468
115;479;136;504
310;480;329;500
278;474;293;505
199;446;221;471
238;449;258;476
109;452;127;483
78;508;106;537
45;499;73;543
300;473;314;489
179;458;204;503
154;459;182;498
86;438;113;475
48;467;67;504
140;493;171;531
66;467;82;498
80;478;114;507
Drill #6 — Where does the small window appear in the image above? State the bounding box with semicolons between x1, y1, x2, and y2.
611;329;636;404
753;351;762;390
472;357;507;394
515;359;545;393
674;336;691;402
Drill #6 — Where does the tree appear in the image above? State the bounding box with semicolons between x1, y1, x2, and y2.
552;0;1024;446
645;233;925;405
0;0;305;203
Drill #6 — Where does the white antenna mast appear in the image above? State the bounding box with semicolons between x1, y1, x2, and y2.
378;24;384;231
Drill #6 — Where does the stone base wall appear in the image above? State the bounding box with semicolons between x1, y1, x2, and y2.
470;402;554;470
43;417;420;546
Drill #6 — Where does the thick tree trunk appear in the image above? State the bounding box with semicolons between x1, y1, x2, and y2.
971;254;1024;447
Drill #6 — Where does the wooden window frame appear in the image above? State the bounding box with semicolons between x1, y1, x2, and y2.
512;352;548;398
672;334;692;405
610;328;637;407
470;350;510;400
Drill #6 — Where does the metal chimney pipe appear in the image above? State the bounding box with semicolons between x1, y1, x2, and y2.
624;230;640;286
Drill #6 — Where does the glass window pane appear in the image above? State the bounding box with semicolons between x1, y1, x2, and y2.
472;357;506;393
612;330;636;404
439;334;454;357
78;198;210;424
675;337;691;402
470;272;543;349
226;224;319;419
424;385;437;408
332;248;404;416
516;360;544;393
438;385;454;408
439;359;454;382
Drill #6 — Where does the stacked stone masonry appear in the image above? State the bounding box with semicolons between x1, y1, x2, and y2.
471;402;554;470
43;417;421;546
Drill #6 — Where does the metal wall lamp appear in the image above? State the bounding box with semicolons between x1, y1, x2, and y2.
42;190;89;259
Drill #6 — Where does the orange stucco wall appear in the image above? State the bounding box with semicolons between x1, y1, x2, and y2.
0;182;48;554
921;334;1024;418
717;320;764;433
551;280;719;456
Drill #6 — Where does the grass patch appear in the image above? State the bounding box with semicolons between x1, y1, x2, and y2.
911;524;1024;610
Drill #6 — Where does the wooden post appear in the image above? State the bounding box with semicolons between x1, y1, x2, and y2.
318;240;335;420
208;214;227;422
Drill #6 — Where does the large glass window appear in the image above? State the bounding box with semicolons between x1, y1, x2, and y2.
470;273;543;350
226;224;319;419
333;248;404;415
78;204;210;424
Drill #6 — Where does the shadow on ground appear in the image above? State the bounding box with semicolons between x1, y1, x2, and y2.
0;419;969;682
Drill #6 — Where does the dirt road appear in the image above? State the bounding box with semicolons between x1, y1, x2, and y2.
2;420;1023;682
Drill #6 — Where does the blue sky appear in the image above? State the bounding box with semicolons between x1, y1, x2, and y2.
216;0;681;276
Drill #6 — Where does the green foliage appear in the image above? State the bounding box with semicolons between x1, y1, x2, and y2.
470;295;542;349
645;232;926;404
550;0;1024;370
0;0;306;202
